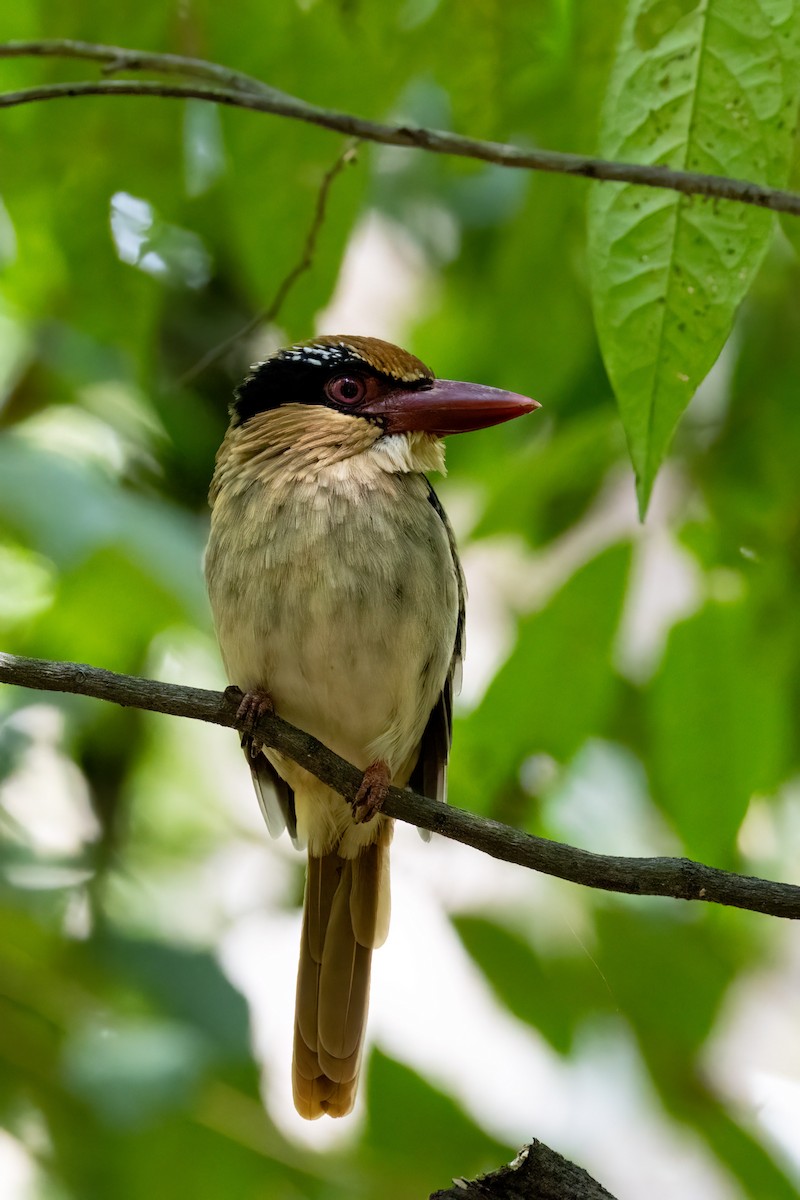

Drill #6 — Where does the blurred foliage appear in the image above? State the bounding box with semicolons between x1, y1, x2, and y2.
2;1;800;1198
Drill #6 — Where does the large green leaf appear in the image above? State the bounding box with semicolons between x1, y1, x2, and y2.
93;933;252;1060
364;1050;513;1195
588;0;800;514
0;440;207;626
451;543;631;816
596;908;742;1059
648;597;790;862
453;915;608;1054
471;409;625;547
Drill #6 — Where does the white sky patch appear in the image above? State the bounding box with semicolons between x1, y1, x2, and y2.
617;518;703;683
456;535;532;709
0;195;18;265
183;101;226;198
0;300;32;411
558;1023;744;1200
447;462;702;712
370;845;569;1143
749;1073;800;1181
110;192;211;289
16;404;128;474
705;931;800;1184
110;192;154;263
0;545;55;625
541;738;679;858
316;210;436;340
0;1132;36;1200
0;704;100;855
219;905;354;1151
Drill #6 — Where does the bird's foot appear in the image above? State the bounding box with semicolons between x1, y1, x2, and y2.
226;685;275;758
352;759;391;824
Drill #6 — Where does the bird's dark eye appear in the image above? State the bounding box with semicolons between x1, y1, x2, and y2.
325;374;367;405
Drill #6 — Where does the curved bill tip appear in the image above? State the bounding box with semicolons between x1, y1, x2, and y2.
375;379;541;436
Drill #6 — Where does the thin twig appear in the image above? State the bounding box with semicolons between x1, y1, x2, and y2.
0;37;280;95
2;41;800;217
178;141;358;388
2;651;799;920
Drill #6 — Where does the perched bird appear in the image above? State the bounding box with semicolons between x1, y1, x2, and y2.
205;335;538;1119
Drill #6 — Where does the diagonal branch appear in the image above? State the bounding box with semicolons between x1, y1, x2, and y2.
2;39;800;217
1;651;799;920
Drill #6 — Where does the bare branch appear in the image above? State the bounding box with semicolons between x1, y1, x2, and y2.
0;37;277;95
2;651;799;920
178;140;359;387
2;40;800;217
431;1140;617;1200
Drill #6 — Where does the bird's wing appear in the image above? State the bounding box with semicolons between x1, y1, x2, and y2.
249;751;300;847
409;482;466;824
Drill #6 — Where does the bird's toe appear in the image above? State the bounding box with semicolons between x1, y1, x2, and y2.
231;687;275;757
352;759;391;823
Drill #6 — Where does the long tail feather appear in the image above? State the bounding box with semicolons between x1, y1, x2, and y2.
292;835;390;1118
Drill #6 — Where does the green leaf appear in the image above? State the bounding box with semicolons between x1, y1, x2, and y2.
471;409;625;547
588;0;800;514
364;1050;513;1192
779;82;800;255
453;916;606;1053
93;934;252;1060
451;543;631;815
596;907;741;1059
648;597;790;861
0;440;207;627
61;1016;210;1128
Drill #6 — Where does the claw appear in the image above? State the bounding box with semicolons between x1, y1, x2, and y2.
352;759;391;824
229;687;274;758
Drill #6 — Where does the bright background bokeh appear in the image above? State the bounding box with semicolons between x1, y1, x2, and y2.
2;4;800;1198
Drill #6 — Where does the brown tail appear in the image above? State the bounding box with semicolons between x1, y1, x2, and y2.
292;835;390;1118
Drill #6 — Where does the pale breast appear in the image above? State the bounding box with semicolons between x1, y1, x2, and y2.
205;470;459;776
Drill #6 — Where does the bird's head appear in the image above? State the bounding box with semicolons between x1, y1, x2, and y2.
231;334;539;438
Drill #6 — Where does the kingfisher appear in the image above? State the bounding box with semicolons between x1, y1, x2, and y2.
205;335;538;1118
